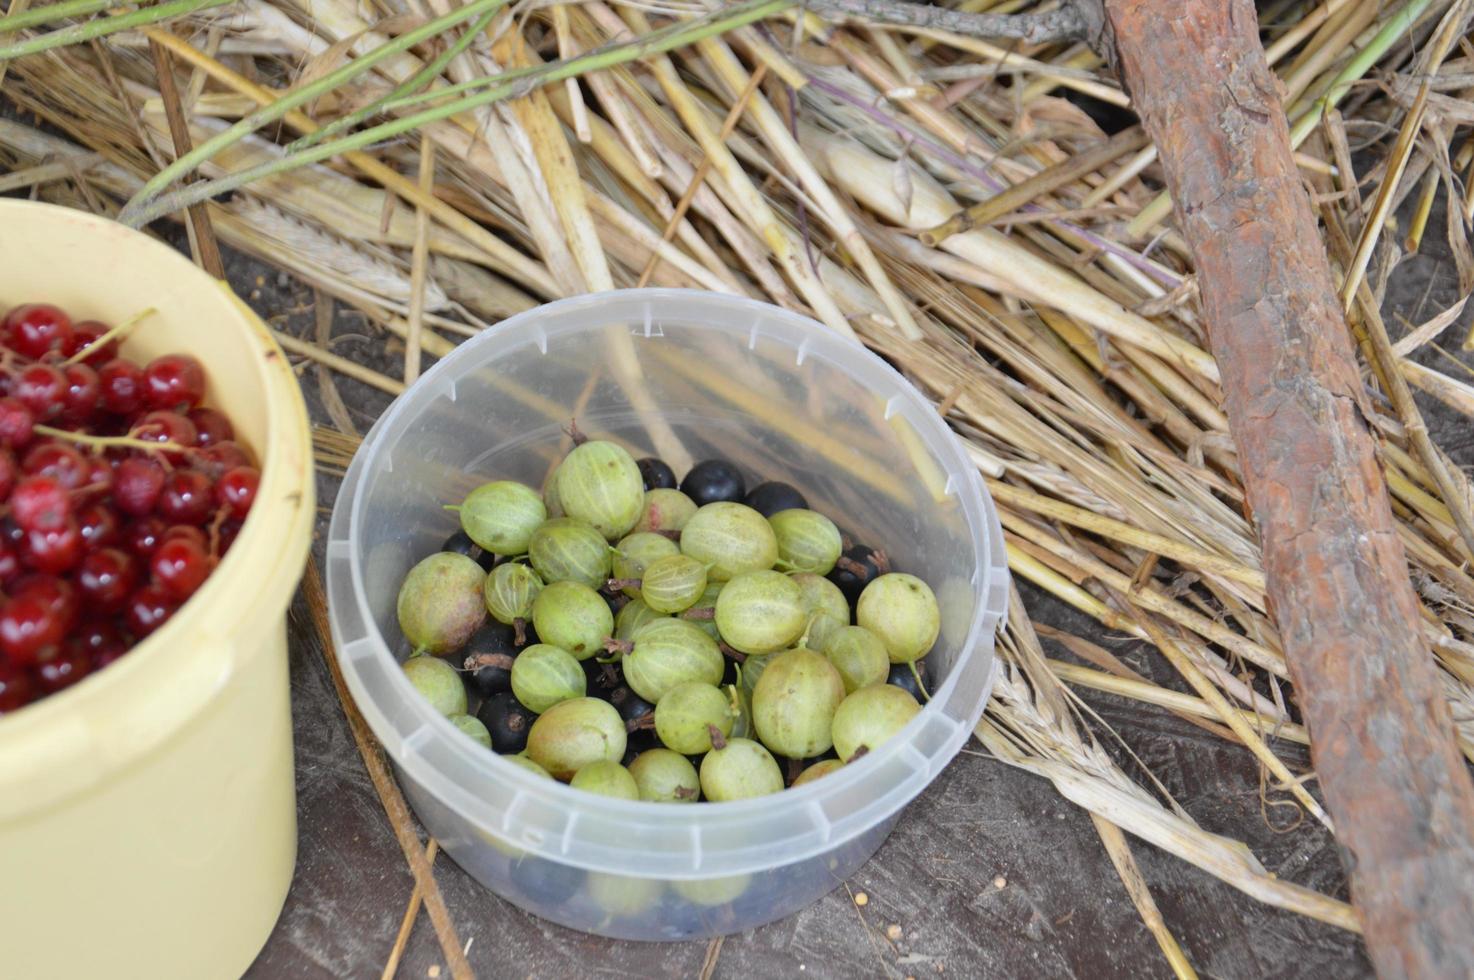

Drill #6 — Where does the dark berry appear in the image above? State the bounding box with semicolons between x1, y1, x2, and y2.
114;458;165;516
679;459;745;506
186;407;233;447
584;657;623;696
637;457;677;491
4;303;73;359
14;364;66;420
609;685;654;728
217;519;244;555
827;543;885;605
743;481;809;517
75;619;123;658
65;320;118;366
124;584;177;637
509;857;584;905
142;354;206;410
440;529;494;570
0;448;15;501
463;621;517;697
477;691;536;754
97;358;145;415
157;470;213;524
0;397;34;448
0;543;20;586
0;662;36;712
78;548;139;612
887;661;929;701
22;442;89;490
621;727;661;766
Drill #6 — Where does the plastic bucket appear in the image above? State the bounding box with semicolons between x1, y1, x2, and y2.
0;202;315;977
327;290;1008;940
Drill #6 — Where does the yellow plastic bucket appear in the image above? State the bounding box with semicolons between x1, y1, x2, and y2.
0;202;314;978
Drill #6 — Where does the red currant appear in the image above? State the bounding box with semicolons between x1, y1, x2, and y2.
75;619;122;657
0;543;21;586
11;475;71;531
124;584;177;637
142;354;206;410
114;458;165;516
22;442;89;491
64;320;118;367
83;456;113;496
132;410;197;456
23;520;84;574
0;448;16;501
0;661;35;712
160;524;208;549
150;537;211;600
77;503;121;549
60;363;100;422
157;470;213;525
0;594;63;666
215;466;259;519
12;575;78;634
36;643;89;694
3;303;73;359
122;517;166;558
77;548;137;613
98;358;145;415
14;364;66;420
0;397;35;449
218;519;245;555
187;407;234;448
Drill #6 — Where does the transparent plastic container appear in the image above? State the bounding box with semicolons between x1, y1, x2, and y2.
326;290;1008;940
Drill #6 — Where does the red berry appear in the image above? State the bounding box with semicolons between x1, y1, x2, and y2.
122;517;166;558
14;575;78;634
23;520;83;574
187;407;234;448
60;363;100;422
0;595;63;666
124;584;176;637
75;619;122;657
64;320;118;367
157;470;212;525
22;441;88;490
0;448;15;501
114;458;165;516
83;457;113;496
98;358;144;415
150;537;211;601
0;543;21;586
0;397;34;448
142;354;206;410
0;661;36;712
77;548;137;613
36;643;90;694
132;410;197;456
4;304;73;359
14;364;66;420
160;524;208;549
215;466;259;519
192;440;251;480
11;475;71;531
218;519;245;555
1;517;23;549
77;503;121;549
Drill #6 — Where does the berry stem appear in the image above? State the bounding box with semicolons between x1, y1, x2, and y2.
562;418;588;446
61;307;156;366
625;714;656;733
513;618;527;645
32;424;187;456
836;556;869;577
908;659;931;701
680;606;714;621
604;577;642;592
707;724;727;751
602;637;633;657
464;652;514;671
718;641;747;663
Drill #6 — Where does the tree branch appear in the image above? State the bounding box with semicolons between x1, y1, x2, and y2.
803;0;1088;45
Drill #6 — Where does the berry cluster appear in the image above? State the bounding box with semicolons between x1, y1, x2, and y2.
0;302;259;715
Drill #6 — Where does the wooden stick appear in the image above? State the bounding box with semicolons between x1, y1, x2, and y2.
1103;2;1474;973
381;839;439;980
302;563;474;980
148;39;226;280
404;135;433;386
1091;815;1199;980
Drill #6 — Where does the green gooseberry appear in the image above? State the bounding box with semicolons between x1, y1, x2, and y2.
454;480;545;555
768;508;843;575
483;562;544;627
792;758;845;787
698;734;783;802
531;581;614;660
555;440;645;541
654;681;736;755
526;697;627;780
751;648;846;759
614;597;668;642
738;652;772;699
397;553;487;654
448;713;492;749
832;683;921;762
570;760;639;800
634;488;697;535
542;467;564;518
505;754;552;779
640;554;708;614
714;569;806;655
510;644;586;713
679;502;778;582
402;653;468;717
856;573;941;663
628;748;700;803
822;625;891;694
673;874;752;906
528;517;613;589
622;618;724;704
680;581;723;641
612;531;680;598
791;573;850;651
587;872;663;919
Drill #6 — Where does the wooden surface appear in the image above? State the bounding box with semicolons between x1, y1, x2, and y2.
1104;2;1474;975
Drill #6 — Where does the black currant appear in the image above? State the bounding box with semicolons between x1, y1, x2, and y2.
637;457;678;491
463;621;518;697
609;685;655;728
743;481;809;517
510;857;585;905
621;727;661;766
477;691;537;754
888;660;930;702
440;529;495;570
584;657;624;697
679;459;745;506
826;543;887;605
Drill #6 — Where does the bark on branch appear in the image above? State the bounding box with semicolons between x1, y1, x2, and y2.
802;0;1089;45
1100;1;1474;976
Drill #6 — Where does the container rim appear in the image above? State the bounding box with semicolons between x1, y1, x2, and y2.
329;289;1008;877
0;201;316;816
